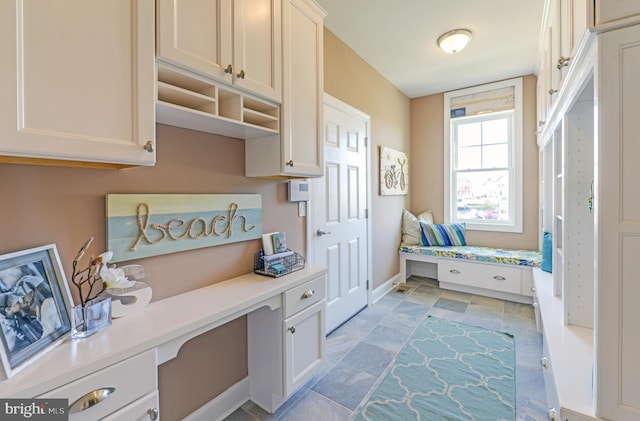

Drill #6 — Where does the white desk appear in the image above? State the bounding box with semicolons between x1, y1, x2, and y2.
0;265;327;420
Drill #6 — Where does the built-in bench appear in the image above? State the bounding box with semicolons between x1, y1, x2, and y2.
399;244;542;304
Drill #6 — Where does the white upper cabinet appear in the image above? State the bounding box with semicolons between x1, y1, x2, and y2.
245;0;326;177
157;0;281;103
596;0;640;26
0;0;156;168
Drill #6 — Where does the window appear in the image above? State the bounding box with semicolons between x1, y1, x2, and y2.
444;78;523;232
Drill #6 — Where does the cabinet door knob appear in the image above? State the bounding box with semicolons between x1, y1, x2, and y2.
147;407;159;420
493;275;506;281
288;326;296;334
548;88;558;96
224;64;233;74
301;290;315;299
557;56;570;69
547;408;558;421
143;140;154;153
286;160;294;167
237;69;245;79
449;269;460;274
540;356;549;368
68;387;116;414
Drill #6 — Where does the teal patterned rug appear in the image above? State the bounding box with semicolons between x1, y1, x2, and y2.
353;317;515;421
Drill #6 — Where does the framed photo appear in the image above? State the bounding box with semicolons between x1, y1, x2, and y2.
0;244;74;379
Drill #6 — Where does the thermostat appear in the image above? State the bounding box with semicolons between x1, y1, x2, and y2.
288;180;310;202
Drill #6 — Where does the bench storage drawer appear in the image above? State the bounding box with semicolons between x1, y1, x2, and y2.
438;258;522;295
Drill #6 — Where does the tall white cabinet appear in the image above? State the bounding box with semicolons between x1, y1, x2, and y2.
536;1;640;420
0;0;156;168
245;0;326;177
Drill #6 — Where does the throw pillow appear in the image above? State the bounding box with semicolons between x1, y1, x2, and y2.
401;209;436;245
419;222;467;246
401;209;422;245
541;231;552;273
417;210;434;224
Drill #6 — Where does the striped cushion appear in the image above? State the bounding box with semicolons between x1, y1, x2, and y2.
419;222;467;246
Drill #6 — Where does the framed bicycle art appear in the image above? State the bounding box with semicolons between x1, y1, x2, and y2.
379;146;409;196
0;244;74;380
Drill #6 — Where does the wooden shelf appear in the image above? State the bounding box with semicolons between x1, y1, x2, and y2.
533;268;596;419
156;63;280;140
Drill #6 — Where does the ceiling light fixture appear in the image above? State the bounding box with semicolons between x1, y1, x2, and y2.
437;29;473;54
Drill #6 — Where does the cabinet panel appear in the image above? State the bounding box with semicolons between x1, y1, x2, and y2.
233;0;282;101
156;0;233;85
283;300;325;396
0;0;155;167
101;390;159;421
283;275;325;318
438;259;522;295
281;0;325;176
597;24;640;420
38;350;157;421
596;0;640;26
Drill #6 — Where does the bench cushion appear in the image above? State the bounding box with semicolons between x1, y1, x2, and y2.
400;243;541;267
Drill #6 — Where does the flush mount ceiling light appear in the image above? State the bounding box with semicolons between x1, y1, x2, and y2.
437;29;473;54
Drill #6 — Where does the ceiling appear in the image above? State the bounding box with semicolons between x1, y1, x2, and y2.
316;0;545;99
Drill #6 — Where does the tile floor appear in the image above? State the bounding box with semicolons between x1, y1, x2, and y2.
225;276;548;421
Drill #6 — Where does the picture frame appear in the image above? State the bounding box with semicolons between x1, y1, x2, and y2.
0;244;74;380
379;146;409;196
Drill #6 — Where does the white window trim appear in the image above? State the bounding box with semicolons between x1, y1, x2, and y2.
443;77;523;233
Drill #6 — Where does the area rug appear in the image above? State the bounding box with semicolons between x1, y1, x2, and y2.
353;316;515;421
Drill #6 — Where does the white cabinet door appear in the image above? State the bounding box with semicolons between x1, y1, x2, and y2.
245;0;325;177
596;24;640;421
233;0;282;102
157;0;281;102
281;0;325;176
156;0;233;85
0;0;155;167
596;0;640;26
101;390;159;421
283;300;325;396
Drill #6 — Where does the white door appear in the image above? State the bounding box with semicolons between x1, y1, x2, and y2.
312;95;369;334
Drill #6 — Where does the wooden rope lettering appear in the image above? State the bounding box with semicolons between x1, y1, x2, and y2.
130;202;256;251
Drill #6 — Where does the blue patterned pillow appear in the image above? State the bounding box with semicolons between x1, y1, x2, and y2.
419;222;467;246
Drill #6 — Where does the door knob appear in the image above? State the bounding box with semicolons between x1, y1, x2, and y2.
316;229;331;237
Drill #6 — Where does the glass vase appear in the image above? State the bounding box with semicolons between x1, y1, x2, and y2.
71;297;112;338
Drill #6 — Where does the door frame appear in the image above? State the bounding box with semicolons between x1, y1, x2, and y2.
306;93;373;309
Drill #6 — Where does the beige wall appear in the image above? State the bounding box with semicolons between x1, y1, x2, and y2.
410;74;539;250
323;28;411;289
0;124;303;419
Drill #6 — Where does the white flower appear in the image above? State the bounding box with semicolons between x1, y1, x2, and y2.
97;251;114;264
100;266;135;289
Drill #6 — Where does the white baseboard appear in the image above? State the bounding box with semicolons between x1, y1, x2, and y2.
184;377;250;421
372;273;402;303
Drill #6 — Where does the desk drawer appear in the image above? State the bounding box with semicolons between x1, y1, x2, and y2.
38;349;156;420
438;259;522;295
284;275;326;318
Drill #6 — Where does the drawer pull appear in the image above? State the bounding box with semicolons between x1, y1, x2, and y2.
301;290;315;299
493;275;506;281
449;269;460;274
288;326;296;334
147;407;159;420
69;387;116;414
547;408;558;421
540;356;549;368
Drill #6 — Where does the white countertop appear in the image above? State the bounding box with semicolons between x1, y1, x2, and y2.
0;265;327;398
